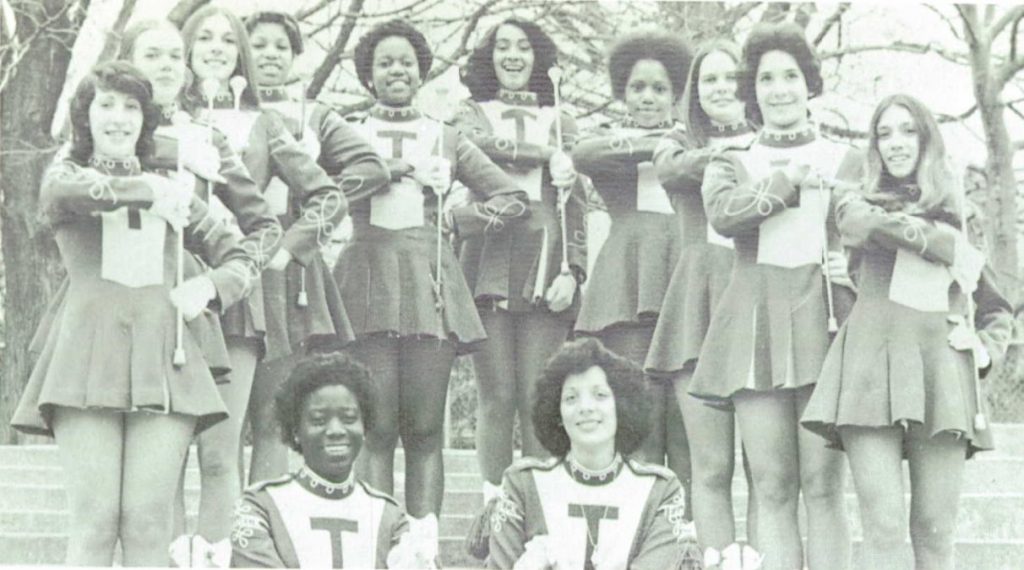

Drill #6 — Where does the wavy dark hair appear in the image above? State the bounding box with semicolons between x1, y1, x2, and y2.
461;19;558;106
245;10;304;55
275;352;377;453
682;40;743;147
865;93;960;218
180;5;261;110
533;337;651;457
68;61;161;164
738;21;822;126
353;19;433;96
607;31;692;102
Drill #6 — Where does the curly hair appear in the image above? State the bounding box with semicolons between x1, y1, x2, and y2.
738;21;822;126
245;10;304;55
461;19;558;106
865;93;960;218
607;31;692;102
68;61;161;165
180;5;261;110
682;40;743;147
533;337;651;457
353;19;433;95
275;352;377;453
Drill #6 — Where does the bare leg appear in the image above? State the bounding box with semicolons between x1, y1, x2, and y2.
795;386;851;570
515;311;570;458
399;338;456;517
120;412;196;566
350;336;400;494
734;389;802;570
664;378;692;518
247;349;294;484
676;371;735;549
52;408;124;566
839;425;910;570
472;309;517;484
906;427;966;570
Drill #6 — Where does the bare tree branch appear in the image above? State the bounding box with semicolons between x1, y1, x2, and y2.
167;0;210;28
923;3;963;41
307;0;365;99
96;0;137;63
996;54;1024;87
819;40;968;66
957;3;980;48
989;5;1024;39
812;3;848;47
295;0;333;21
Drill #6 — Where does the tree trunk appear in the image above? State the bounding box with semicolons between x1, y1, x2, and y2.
0;0;80;443
968;37;1020;300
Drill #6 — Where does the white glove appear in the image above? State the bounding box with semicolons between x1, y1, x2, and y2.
947;318;992;369
549;150;577;189
513;535;559;570
544;273;576;313
950;234;985;295
147;174;191;232
170;275;216;321
411;157;453;195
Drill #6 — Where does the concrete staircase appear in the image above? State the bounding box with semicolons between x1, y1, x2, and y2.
1;425;1023;568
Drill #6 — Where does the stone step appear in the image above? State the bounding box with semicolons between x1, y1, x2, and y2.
1;532;1021;569
1;483;1019;542
2;424;1022;469
4;456;1023;497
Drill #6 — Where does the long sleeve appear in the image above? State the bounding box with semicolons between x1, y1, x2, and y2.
40;160;159;226
230;491;289;568
572;129;662;182
184;195;255;311
653;130;709;197
314;104;390;205
564;176;588;281
836;191;959;265
626;478;689;570
263;112;348;267
487;471;529;569
973;266;1013;374
701;151;799;237
449;128;531;238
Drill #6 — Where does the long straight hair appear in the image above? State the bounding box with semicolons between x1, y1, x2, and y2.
682;40;742;147
180;5;261;111
865;93;960;218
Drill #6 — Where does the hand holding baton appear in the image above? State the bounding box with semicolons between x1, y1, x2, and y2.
816;173;839;333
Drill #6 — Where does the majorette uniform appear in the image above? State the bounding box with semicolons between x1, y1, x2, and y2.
571;118;681;337
12;157;255;435
801;179;1012;457
487;455;694;570
26;108;283;378
337;104;530;354
254;86;390;358
689;125;861;404
199;94;354;360
231;467;413;568
454;88;587;316
644;122;756;376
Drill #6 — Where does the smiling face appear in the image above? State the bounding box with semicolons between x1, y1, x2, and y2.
89;88;143;159
190;14;239;84
492;23;534;92
755;49;809;131
560;365;617;455
697;50;743;126
371;35;421;106
130;26;186;107
624;58;674;128
297;384;365;483
876;104;921;180
249;22;294;87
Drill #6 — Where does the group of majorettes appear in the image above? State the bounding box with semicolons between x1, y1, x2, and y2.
9;8;1011;570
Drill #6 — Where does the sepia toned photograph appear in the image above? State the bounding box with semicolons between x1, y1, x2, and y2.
1;0;1023;568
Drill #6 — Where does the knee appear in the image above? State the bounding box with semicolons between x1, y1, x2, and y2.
477;386;516;415
366;421;400;450
800;464;845;505
400;422;444;454
751;469;800;509
197;442;237;481
909;511;956;551
693;454;734;493
72;506;120;547
861;506;908;546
